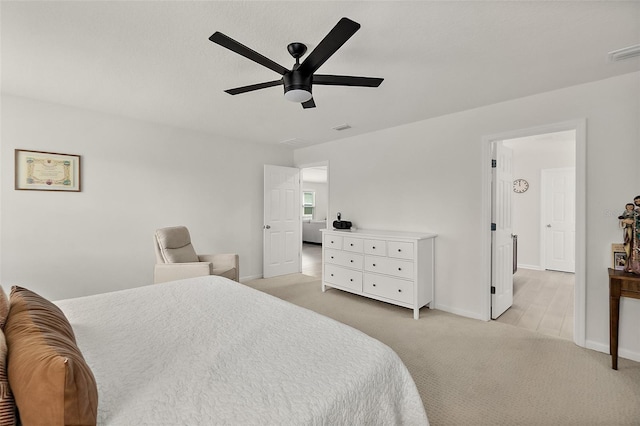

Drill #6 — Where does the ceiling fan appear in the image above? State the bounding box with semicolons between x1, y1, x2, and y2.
209;17;384;109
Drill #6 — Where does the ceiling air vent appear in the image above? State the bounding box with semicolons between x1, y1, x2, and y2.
279;138;309;147
608;44;640;62
332;123;351;131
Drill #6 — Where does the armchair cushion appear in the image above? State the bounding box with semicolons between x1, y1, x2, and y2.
155;226;198;263
154;262;212;284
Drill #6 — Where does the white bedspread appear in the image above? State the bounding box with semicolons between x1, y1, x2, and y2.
56;276;428;425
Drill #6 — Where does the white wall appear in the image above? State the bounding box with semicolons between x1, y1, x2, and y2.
505;134;576;269
1;95;293;300
294;72;640;361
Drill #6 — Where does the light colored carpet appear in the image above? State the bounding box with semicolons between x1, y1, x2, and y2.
245;273;640;426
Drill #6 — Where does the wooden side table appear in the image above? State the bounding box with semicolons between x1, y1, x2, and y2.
609;268;640;370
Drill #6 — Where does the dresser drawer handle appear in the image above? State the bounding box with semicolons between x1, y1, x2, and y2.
350;260;354;263
331;256;334;259
398;249;402;252
398;267;402;271
350;278;353;282
398;289;402;293
372;246;376;249
350;243;354;246
331;240;334;243
330;274;334;276
373;283;377;287
372;263;376;267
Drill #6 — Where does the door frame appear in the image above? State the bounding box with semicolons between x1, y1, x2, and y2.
480;119;586;347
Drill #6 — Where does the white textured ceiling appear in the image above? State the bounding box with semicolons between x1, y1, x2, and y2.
2;1;639;147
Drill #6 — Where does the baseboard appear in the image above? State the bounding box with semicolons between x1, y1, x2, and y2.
586;339;640;363
517;264;544;271
433;303;485;321
239;274;262;283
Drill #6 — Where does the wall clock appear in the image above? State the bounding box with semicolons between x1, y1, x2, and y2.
513;179;529;193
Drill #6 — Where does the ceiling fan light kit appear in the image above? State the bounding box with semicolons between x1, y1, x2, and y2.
209;17;383;109
284;89;313;103
282;66;313;102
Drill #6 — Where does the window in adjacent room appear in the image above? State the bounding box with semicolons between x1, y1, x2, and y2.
302;191;315;219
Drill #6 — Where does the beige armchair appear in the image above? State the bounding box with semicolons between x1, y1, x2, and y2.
154;226;239;283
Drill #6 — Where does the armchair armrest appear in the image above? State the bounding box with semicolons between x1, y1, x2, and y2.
198;253;238;268
198;254;239;282
154;262;212;284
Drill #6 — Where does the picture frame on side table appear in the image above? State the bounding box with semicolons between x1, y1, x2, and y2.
15;149;81;192
612;243;627;271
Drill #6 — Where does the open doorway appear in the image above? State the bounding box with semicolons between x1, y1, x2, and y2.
482;119;586;347
300;165;328;278
495;131;576;340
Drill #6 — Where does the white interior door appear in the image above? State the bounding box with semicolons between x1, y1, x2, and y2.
263;165;301;278
491;142;514;319
542;167;575;273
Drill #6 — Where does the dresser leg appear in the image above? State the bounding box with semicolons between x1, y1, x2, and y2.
413;308;419;320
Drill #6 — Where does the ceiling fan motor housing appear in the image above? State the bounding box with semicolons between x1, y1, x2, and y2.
283;71;312;96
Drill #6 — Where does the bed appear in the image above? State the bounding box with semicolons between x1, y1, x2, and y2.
43;276;428;425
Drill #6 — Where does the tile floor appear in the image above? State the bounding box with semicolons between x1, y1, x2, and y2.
495;268;575;341
303;243;575;340
302;242;322;278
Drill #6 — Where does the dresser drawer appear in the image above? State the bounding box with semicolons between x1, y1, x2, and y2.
325;249;363;270
364;272;413;304
387;241;414;260
343;236;364;253
364;256;413;280
325;264;362;292
364;239;386;256
324;234;343;249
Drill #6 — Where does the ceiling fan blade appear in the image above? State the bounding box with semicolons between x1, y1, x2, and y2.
313;75;383;87
298;17;360;76
301;98;316;109
225;79;283;95
209;32;289;76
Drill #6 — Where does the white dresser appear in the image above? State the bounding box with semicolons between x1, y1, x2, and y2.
321;228;437;319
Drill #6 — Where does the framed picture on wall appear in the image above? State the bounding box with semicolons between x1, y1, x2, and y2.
15;149;81;192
